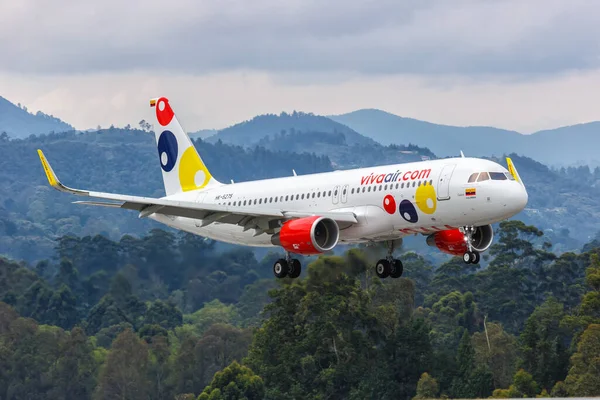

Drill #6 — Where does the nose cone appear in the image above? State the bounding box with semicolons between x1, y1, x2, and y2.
506;181;528;215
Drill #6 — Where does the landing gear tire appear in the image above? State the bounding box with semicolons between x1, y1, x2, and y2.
463;251;480;264
463;252;472;264
288;259;302;279
273;259;288;278
390;259;404;278
375;259;391;278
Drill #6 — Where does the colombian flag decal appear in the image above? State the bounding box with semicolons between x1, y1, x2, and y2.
465;188;476;197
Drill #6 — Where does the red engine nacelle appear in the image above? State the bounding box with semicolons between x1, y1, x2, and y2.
426;225;494;256
271;216;339;255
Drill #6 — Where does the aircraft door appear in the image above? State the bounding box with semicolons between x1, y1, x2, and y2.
332;185;340;204
437;164;456;200
341;184;349;203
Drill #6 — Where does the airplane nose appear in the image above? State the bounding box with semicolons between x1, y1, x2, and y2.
507;182;528;214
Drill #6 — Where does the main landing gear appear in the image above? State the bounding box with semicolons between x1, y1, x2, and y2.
462;226;480;264
375;240;404;279
273;253;301;279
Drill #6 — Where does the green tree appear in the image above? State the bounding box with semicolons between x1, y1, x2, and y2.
94;328;150;400
491;369;540;398
413;372;439;399
519;297;569;390
48;326;99;399
563;324;600;396
472;322;517;389
197;361;264;400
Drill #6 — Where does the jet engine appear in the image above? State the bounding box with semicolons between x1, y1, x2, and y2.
426;225;494;256
271;216;339;255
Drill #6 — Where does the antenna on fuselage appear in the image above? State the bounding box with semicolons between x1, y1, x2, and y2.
460;150;465;158
231;179;234;184
292;169;297;176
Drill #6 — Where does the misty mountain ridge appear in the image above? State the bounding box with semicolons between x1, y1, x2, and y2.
205;110;377;147
329;108;600;167
0;96;74;138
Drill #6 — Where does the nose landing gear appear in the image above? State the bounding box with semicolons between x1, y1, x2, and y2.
462;226;480;264
375;240;404;279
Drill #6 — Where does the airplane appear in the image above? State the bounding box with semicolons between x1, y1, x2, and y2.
37;97;528;279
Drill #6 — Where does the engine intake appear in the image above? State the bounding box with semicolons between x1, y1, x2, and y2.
426;225;494;256
271;216;339;255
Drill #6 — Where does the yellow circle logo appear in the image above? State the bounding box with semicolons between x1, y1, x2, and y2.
415;183;437;214
178;147;212;191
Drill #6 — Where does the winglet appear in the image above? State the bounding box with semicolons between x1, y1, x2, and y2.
37;149;89;195
506;157;522;184
38;149;60;188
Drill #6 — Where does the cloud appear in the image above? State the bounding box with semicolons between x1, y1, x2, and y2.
3;68;600;133
1;0;599;76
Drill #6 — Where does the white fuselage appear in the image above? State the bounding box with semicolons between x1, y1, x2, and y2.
151;156;528;247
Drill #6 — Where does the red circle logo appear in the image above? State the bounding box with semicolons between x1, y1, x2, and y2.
383;194;396;214
156;97;175;126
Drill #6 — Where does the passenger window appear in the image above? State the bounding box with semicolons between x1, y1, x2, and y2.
477;172;490;182
318;192;321;198
343;188;346;195
401;183;404;188
379;185;382;191
334;189;338;196
351;188;354;194
490;172;507;180
312;193;315;198
301;194;305;200
468;173;479;183
259;199;262;204
384;184;388;190
395;183;399;189
328;191;332;196
362;187;365;193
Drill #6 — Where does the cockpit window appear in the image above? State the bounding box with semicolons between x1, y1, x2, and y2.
468;173;479;183
490;172;507;180
477;172;490;182
505;172;515;181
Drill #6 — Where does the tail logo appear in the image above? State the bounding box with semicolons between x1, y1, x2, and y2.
156;98;175;126
157;131;178;172
153;97;214;191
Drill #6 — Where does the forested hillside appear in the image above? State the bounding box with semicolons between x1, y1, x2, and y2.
1;220;599;399
0;96;74;139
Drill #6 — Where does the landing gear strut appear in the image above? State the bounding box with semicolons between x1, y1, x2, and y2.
273;252;302;279
375;240;404;279
462;226;480;264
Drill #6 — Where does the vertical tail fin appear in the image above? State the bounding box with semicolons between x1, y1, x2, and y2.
150;97;221;196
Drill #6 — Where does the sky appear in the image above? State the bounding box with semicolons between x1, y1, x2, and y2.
1;0;600;133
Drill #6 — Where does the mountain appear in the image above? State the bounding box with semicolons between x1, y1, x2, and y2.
207;111;376;147
0;96;74;138
189;128;218;140
329;109;600;167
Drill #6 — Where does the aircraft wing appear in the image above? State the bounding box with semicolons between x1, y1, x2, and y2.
37;150;358;230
